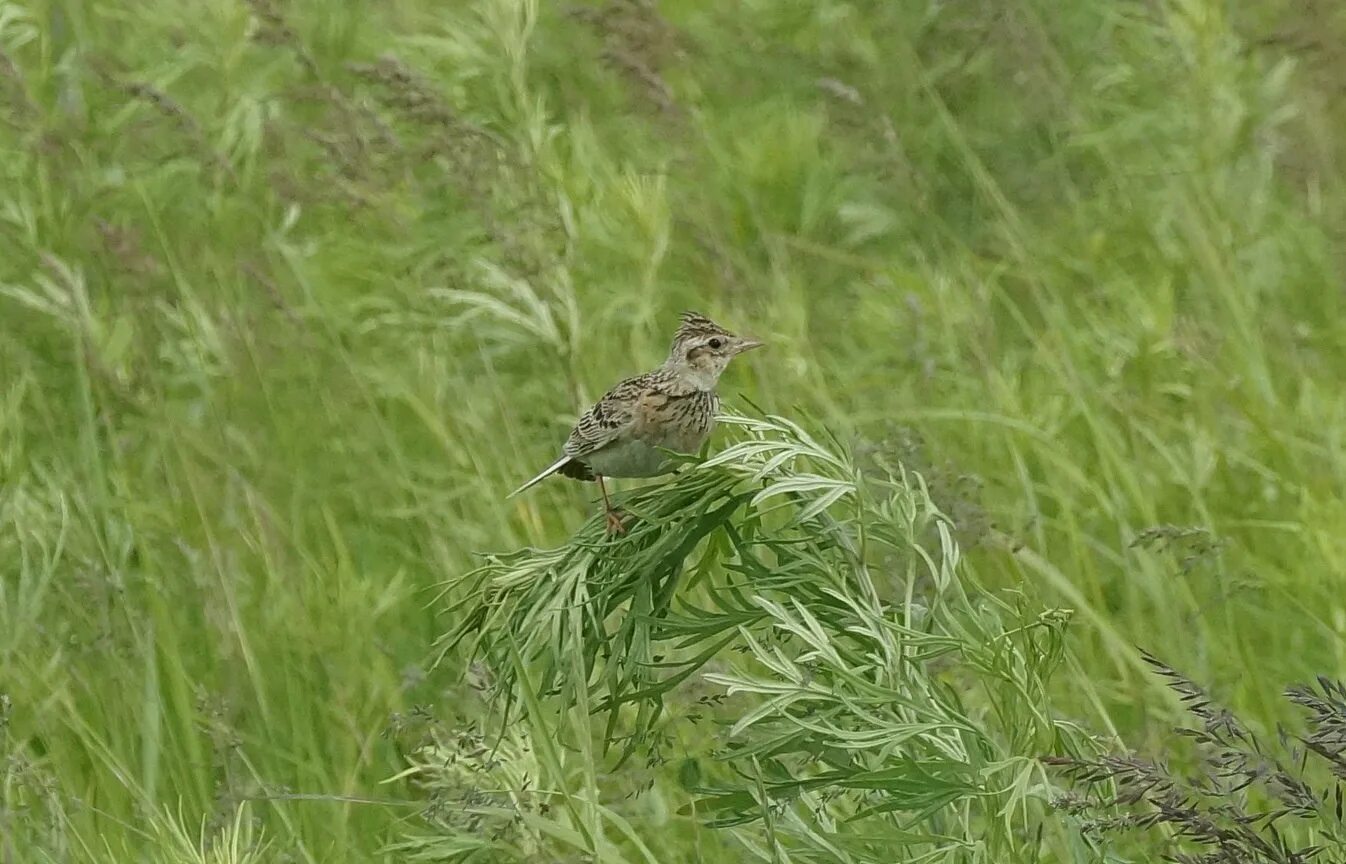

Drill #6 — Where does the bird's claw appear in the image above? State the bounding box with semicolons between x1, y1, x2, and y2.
604;510;628;535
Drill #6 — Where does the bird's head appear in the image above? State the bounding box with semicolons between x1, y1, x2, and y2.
665;311;763;390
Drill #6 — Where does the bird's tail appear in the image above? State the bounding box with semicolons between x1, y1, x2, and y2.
507;455;574;499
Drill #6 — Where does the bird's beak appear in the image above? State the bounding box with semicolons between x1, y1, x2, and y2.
735;337;764;354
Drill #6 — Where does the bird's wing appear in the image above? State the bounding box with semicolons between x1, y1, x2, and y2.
506;373;650;499
562;373;649;459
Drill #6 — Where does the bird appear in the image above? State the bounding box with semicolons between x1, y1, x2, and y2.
508;311;763;533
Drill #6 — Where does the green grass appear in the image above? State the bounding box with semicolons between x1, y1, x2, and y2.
2;0;1345;860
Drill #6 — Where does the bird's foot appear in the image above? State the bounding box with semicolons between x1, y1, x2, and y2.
604;509;628;535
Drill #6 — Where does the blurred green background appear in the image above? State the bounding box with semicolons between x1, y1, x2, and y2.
2;0;1344;859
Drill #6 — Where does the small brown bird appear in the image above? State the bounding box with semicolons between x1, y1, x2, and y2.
509;311;763;532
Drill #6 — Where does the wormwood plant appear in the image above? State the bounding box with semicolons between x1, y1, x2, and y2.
413;413;1089;861
1047;654;1346;864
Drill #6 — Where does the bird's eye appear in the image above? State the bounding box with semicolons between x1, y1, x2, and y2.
708;338;724;349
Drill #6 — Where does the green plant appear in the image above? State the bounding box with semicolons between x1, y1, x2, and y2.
3;0;1345;858
429;412;1089;861
1047;654;1346;863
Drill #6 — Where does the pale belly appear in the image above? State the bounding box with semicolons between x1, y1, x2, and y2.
583;420;714;479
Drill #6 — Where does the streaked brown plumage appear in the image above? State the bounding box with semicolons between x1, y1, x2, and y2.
509;311;762;532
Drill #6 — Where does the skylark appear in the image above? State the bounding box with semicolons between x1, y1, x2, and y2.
509;311;763;532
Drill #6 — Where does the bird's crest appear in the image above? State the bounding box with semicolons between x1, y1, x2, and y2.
675;310;732;343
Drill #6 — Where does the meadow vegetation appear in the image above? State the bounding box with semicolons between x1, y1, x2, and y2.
2;0;1345;860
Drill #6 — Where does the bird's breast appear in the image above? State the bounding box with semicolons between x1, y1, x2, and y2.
636;390;715;451
652;413;714;453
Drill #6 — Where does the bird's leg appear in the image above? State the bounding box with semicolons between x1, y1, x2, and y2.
597;475;626;534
